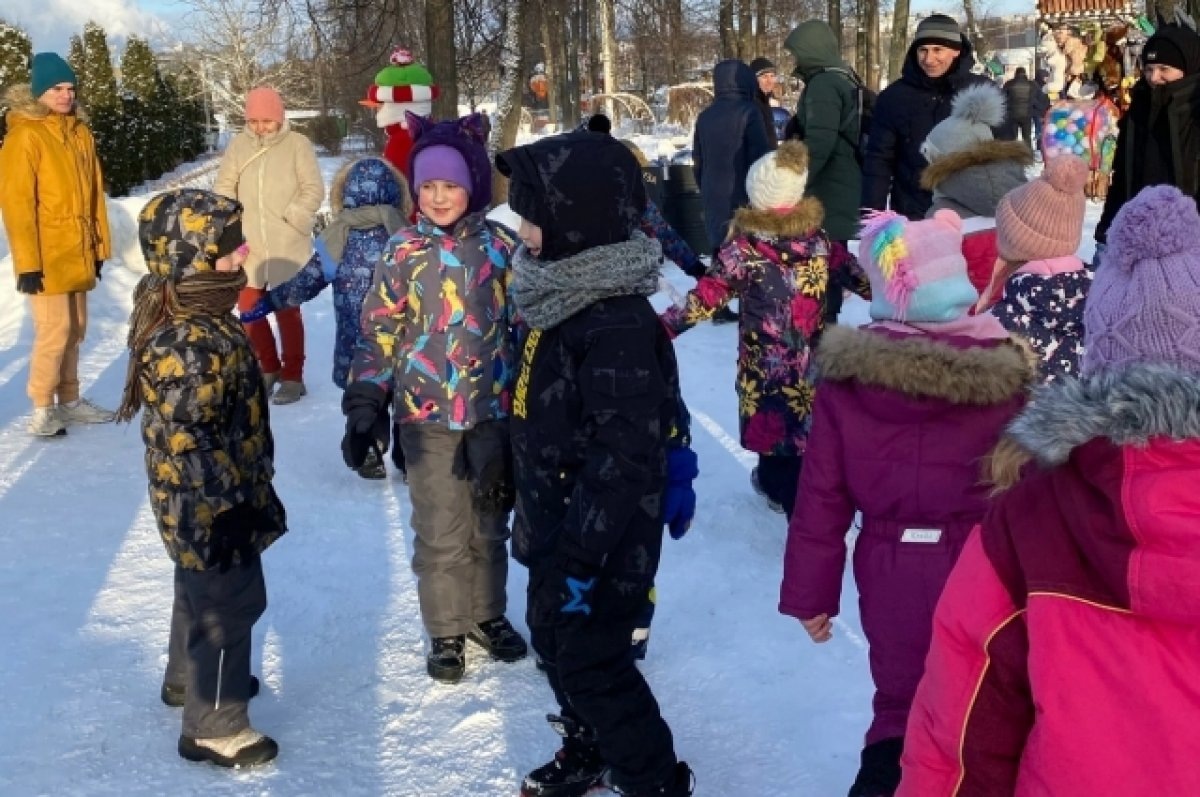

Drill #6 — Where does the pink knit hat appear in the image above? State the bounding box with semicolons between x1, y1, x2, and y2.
245;86;285;124
995;156;1088;262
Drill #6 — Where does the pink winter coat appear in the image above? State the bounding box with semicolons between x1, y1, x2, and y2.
899;365;1200;796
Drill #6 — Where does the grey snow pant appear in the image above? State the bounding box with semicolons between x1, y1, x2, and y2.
164;557;267;738
400;421;512;638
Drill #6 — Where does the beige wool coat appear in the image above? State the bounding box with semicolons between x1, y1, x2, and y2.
214;121;324;288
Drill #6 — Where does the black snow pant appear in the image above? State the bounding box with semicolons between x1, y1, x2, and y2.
400;421;513;638
757;453;803;518
1014;116;1032;147
527;527;676;793
164;556;267;739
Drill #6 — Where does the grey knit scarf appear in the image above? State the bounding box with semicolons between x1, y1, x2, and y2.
320;205;407;263
512;232;663;330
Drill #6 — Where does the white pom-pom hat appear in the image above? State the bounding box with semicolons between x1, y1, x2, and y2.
745;140;810;211
920;83;1007;162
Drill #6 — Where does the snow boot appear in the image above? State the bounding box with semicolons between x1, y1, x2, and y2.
28;406;66;437
467;615;528;663
161;676;260;708
272;380;307;405
356;447;387;480
262;371;279;396
178;727;278;768
607;762;696;796
847;737;903;797
59;397;115;424
520;715;607;797
750;468;785;514
426;635;466;683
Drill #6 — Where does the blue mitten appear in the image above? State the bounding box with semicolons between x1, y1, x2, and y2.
663;445;699;539
239;293;278;323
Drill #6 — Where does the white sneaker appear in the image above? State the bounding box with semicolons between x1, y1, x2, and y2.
29;407;67;437
59;397;115;424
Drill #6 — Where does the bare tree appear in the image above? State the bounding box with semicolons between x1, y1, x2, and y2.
490;0;526;203
889;0;910;84
425;0;458;118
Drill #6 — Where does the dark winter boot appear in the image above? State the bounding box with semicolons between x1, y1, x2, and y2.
467;616;529;662
750;468;785;514
426;635;466;683
847;737;903;797
607;762;695;796
161;675;260;708
178;727;278;768
356;447;387;480
520;714;607;797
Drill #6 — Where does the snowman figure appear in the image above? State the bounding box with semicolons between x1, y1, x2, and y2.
360;46;439;177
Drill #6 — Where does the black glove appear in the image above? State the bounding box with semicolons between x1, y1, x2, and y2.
209;503;261;572
95;260;104;280
341;382;388;469
16;272;44;295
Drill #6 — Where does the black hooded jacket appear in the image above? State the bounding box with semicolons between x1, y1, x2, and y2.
1097;25;1200;243
861;38;1013;219
693;60;774;250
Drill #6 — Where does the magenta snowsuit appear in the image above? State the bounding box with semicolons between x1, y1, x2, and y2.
779;323;1032;745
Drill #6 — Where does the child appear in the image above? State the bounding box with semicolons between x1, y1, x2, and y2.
987;155;1091;382
496;131;695;797
241;157;411;478
661;140;869;517
899;184;1200;796
341;113;527;683
116;188;286;768
918;83;1031;295
779;209;1035;797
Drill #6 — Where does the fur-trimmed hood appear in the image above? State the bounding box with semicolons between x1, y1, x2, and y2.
921;140;1031;218
817;324;1036;405
3;83;88;125
328;156;412;216
921;140;1034;190
1006;365;1200;468
729;196;824;240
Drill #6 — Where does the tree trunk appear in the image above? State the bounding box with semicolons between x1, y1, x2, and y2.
865;0;880;91
719;0;737;59
491;0;526;204
562;1;581;128
829;0;842;48
737;0;754;58
888;0;909;86
540;4;559;126
667;0;684;84
424;0;458;119
599;0;618;113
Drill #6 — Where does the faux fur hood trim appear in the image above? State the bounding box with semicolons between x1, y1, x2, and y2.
1006;365;1200;467
816;324;1037;405
328;157;412;216
920;140;1034;190
3;84;88;125
729;197;825;239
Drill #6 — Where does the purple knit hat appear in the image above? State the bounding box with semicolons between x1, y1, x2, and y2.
406;112;492;213
1083;184;1200;376
413;145;473;196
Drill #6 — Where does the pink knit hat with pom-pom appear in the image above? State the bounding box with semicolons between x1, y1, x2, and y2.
1083;184;1200;376
995;155;1088;262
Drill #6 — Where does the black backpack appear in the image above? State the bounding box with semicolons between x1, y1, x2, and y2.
789;67;876;165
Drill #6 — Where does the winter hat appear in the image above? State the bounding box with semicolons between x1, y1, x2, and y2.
859;209;978;322
336;157;407;212
30;52;76;99
913;14;964;50
138;189;245;282
745;140;810;211
406;112;492;213
362;47;439;128
995;155;1088;262
413;145;473;195
244;86;285;124
1143;33;1188;73
749;57;777;75
920;83;1006;161
496;131;646;261
1083;184;1200;376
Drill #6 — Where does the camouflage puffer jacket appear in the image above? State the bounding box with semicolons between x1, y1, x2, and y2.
137;313;286;570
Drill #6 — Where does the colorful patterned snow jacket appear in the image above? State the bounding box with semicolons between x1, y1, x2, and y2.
660;198;869;456
780;324;1035;745
899;365;1200;796
269;157;410;388
992;256;1091;383
349;212;517;429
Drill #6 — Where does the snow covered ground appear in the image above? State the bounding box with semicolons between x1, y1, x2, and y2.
0;155;1101;796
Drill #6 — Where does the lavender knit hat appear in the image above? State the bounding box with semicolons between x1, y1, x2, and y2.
1083;184;1200;376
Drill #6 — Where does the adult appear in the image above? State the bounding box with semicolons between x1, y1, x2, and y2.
748;56;781;148
215;86;324;405
0;52;114;437
785;19;865;322
1003;66;1034;145
862;14;1013;219
693;59;773;252
1030;71;1051;151
1095;23;1200;247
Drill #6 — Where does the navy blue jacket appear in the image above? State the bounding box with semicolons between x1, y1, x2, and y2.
862;40;1012;219
693;60;773;250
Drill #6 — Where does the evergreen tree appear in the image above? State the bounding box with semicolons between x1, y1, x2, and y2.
120;35;156;102
67;35;85;78
0;19;32;144
79;22;118;110
120;36;162;180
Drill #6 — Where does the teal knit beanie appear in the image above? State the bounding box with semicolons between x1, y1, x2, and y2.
31;53;77;99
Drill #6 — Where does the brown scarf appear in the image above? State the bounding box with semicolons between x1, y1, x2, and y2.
116;269;247;422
